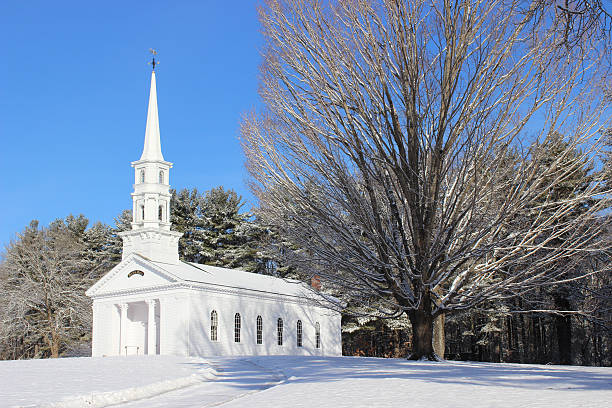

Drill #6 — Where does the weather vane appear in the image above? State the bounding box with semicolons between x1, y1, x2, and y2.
149;48;158;70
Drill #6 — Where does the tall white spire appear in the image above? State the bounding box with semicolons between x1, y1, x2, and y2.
140;70;164;161
120;62;182;264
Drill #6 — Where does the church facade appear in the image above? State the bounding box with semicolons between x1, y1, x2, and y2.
86;69;342;357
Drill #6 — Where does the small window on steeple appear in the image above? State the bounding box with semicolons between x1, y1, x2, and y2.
159;170;164;184
158;205;163;221
140;205;145;221
140;169;145;183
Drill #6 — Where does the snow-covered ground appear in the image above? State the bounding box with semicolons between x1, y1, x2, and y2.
225;357;612;408
0;356;217;407
0;355;610;408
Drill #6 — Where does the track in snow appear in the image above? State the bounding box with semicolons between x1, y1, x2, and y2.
113;358;285;408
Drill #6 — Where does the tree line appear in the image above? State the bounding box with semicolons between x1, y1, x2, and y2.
1;176;609;364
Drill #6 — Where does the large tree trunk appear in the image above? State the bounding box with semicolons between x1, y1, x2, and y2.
50;338;59;358
45;307;60;358
553;290;572;365
407;296;437;360
433;313;445;359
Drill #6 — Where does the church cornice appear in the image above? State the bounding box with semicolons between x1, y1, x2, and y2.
131;159;173;167
181;281;321;306
90;275;325;307
118;228;183;240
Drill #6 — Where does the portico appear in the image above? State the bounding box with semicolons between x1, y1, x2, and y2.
116;300;159;356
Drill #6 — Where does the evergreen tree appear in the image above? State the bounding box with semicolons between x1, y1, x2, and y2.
199;186;250;268
105;209;133;264
442;135;610;365
531;134;593;364
171;188;207;263
250;219;302;278
170;186;272;272
83;221;121;279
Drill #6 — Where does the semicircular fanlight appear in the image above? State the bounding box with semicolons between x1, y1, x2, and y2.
127;270;145;278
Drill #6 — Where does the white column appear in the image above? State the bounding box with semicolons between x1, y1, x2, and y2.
91;303;98;357
158;297;168;355
146;299;157;355
119;303;128;356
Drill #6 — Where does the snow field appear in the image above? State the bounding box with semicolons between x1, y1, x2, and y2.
0;356;216;408
222;356;612;408
0;355;610;408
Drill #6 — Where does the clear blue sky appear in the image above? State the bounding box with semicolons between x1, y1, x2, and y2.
0;1;263;247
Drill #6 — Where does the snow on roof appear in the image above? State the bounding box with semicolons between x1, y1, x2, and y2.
150;260;321;300
87;253;340;306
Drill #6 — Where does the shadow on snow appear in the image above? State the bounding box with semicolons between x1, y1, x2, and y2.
180;356;612;392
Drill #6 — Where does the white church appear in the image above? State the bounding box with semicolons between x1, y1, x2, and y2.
86;67;342;357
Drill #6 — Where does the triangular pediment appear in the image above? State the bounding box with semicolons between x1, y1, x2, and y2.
86;253;180;297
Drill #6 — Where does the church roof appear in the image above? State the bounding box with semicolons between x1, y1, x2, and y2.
150;259;314;299
87;253;339;306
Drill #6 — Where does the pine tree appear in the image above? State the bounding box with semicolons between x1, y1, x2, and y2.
170;186;271;272
531;134;594;364
171;188;207;263
105;209;132;264
83;221;121;279
443;135;610;365
199;186;249;267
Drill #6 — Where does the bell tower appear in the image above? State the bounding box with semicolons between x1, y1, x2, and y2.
119;55;182;264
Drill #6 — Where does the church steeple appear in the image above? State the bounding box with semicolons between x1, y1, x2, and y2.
140;71;164;161
119;57;183;264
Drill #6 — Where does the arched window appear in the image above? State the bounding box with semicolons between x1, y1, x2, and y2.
256;316;263;345
210;310;218;341
297;320;303;347
159;170;164;184
234;313;241;343
158;205;163;221
140;205;145;221
140;169;145;183
315;322;321;349
277;318;283;346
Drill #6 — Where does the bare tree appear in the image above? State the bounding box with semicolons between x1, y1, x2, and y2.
0;218;96;359
241;0;611;359
541;0;612;49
